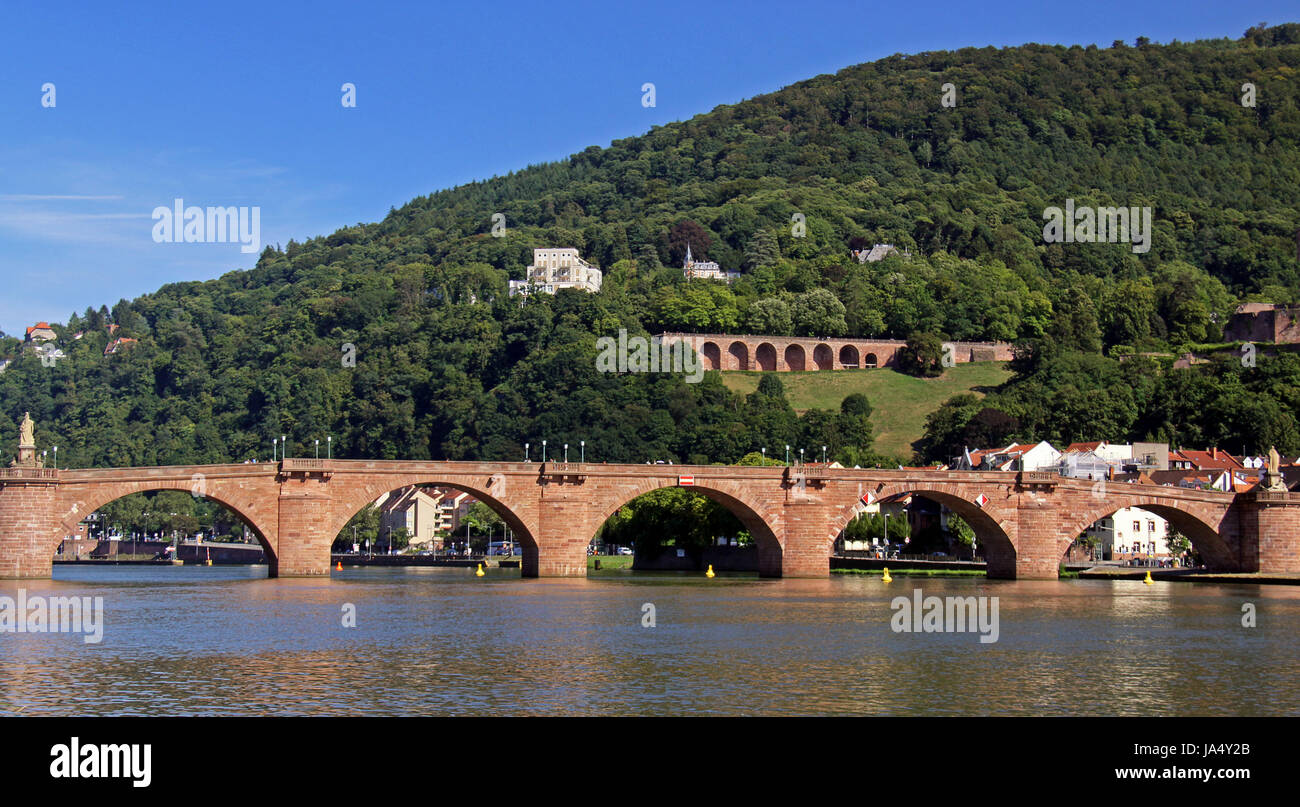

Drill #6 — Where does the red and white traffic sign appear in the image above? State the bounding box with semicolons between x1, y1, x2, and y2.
861;492;875;505
974;493;990;508
678;475;694;486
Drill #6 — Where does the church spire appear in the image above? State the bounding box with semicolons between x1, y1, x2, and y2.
683;242;692;269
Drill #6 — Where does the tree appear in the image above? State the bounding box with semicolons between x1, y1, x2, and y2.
897;331;945;377
746;297;794;335
743;229;781;271
790;289;848;337
668;219;713;267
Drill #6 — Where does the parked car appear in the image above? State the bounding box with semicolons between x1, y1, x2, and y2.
618;547;634;555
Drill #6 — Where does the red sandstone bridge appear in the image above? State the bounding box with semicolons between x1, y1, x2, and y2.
2;459;1297;580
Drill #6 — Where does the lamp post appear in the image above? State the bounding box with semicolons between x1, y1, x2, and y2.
524;443;530;462
799;448;805;465
315;439;320;459
53;446;58;469
785;445;790;465
822;445;827;464
327;436;332;459
273;437;278;462
564;443;569;463
542;440;547;463
761;448;766;461
580;441;585;463
281;435;287;459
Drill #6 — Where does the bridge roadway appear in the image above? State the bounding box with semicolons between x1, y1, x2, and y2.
2;459;1297;579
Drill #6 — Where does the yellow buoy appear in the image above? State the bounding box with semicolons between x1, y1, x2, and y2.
475;563;485;577
881;567;892;583
705;564;716;578
1143;569;1154;585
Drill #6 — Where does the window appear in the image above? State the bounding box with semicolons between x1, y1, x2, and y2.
1148;521;1155;532
1133;521;1141;532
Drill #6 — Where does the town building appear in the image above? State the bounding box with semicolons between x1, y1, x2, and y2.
955;441;1060;471
105;337;138;356
24;323;56;343
682;244;739;282
508;247;602;296
375;486;475;551
851;244;910;263
1084;506;1172;560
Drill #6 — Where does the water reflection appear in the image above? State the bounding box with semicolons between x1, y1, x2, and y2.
0;567;1296;716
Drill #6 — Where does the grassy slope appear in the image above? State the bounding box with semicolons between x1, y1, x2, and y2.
719;363;1012;459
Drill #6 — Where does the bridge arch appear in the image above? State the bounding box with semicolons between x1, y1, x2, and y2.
728;341;749;371
589;478;784;576
325;474;541;563
830;484;1018;576
755;343;777;371
1061;497;1239;571
56;479;278;570
863;352;879;368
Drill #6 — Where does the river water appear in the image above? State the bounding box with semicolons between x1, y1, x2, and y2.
1;566;1296;716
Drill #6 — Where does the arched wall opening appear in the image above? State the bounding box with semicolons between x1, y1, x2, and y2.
784;344;806;371
839;345;859;368
813;344;834;370
864;352;879;368
755;343;777;371
701;342;722;371
728;341;749;371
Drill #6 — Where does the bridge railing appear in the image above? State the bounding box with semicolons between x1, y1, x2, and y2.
0;467;59;480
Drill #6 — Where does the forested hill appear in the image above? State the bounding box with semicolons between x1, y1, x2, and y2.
3;24;1300;468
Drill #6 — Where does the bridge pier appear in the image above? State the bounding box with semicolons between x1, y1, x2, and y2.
0;476;59;579
274;477;331;577
1244;492;1300;574
529;493;591;577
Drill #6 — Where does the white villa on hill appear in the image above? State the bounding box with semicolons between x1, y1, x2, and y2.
508;248;602;295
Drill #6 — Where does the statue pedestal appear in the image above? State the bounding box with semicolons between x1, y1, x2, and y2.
13;443;39;468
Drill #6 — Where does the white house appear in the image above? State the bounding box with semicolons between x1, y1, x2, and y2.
1085;506;1172;559
508;248;602;296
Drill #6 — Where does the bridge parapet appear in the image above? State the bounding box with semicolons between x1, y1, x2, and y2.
279;458;333;480
0;467;60;482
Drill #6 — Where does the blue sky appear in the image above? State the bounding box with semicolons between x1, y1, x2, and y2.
0;0;1294;335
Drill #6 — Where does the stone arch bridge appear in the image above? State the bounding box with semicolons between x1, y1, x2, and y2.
1;461;1296;579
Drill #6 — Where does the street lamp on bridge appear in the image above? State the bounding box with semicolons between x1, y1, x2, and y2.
581;441;585;463
542;440;547;463
785;445;790;465
564;443;569;463
327;436;332;459
272;437;278;462
524;443;530;462
315;439;320;459
281;435;287;459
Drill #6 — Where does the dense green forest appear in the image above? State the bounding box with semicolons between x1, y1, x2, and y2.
3;23;1300;483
